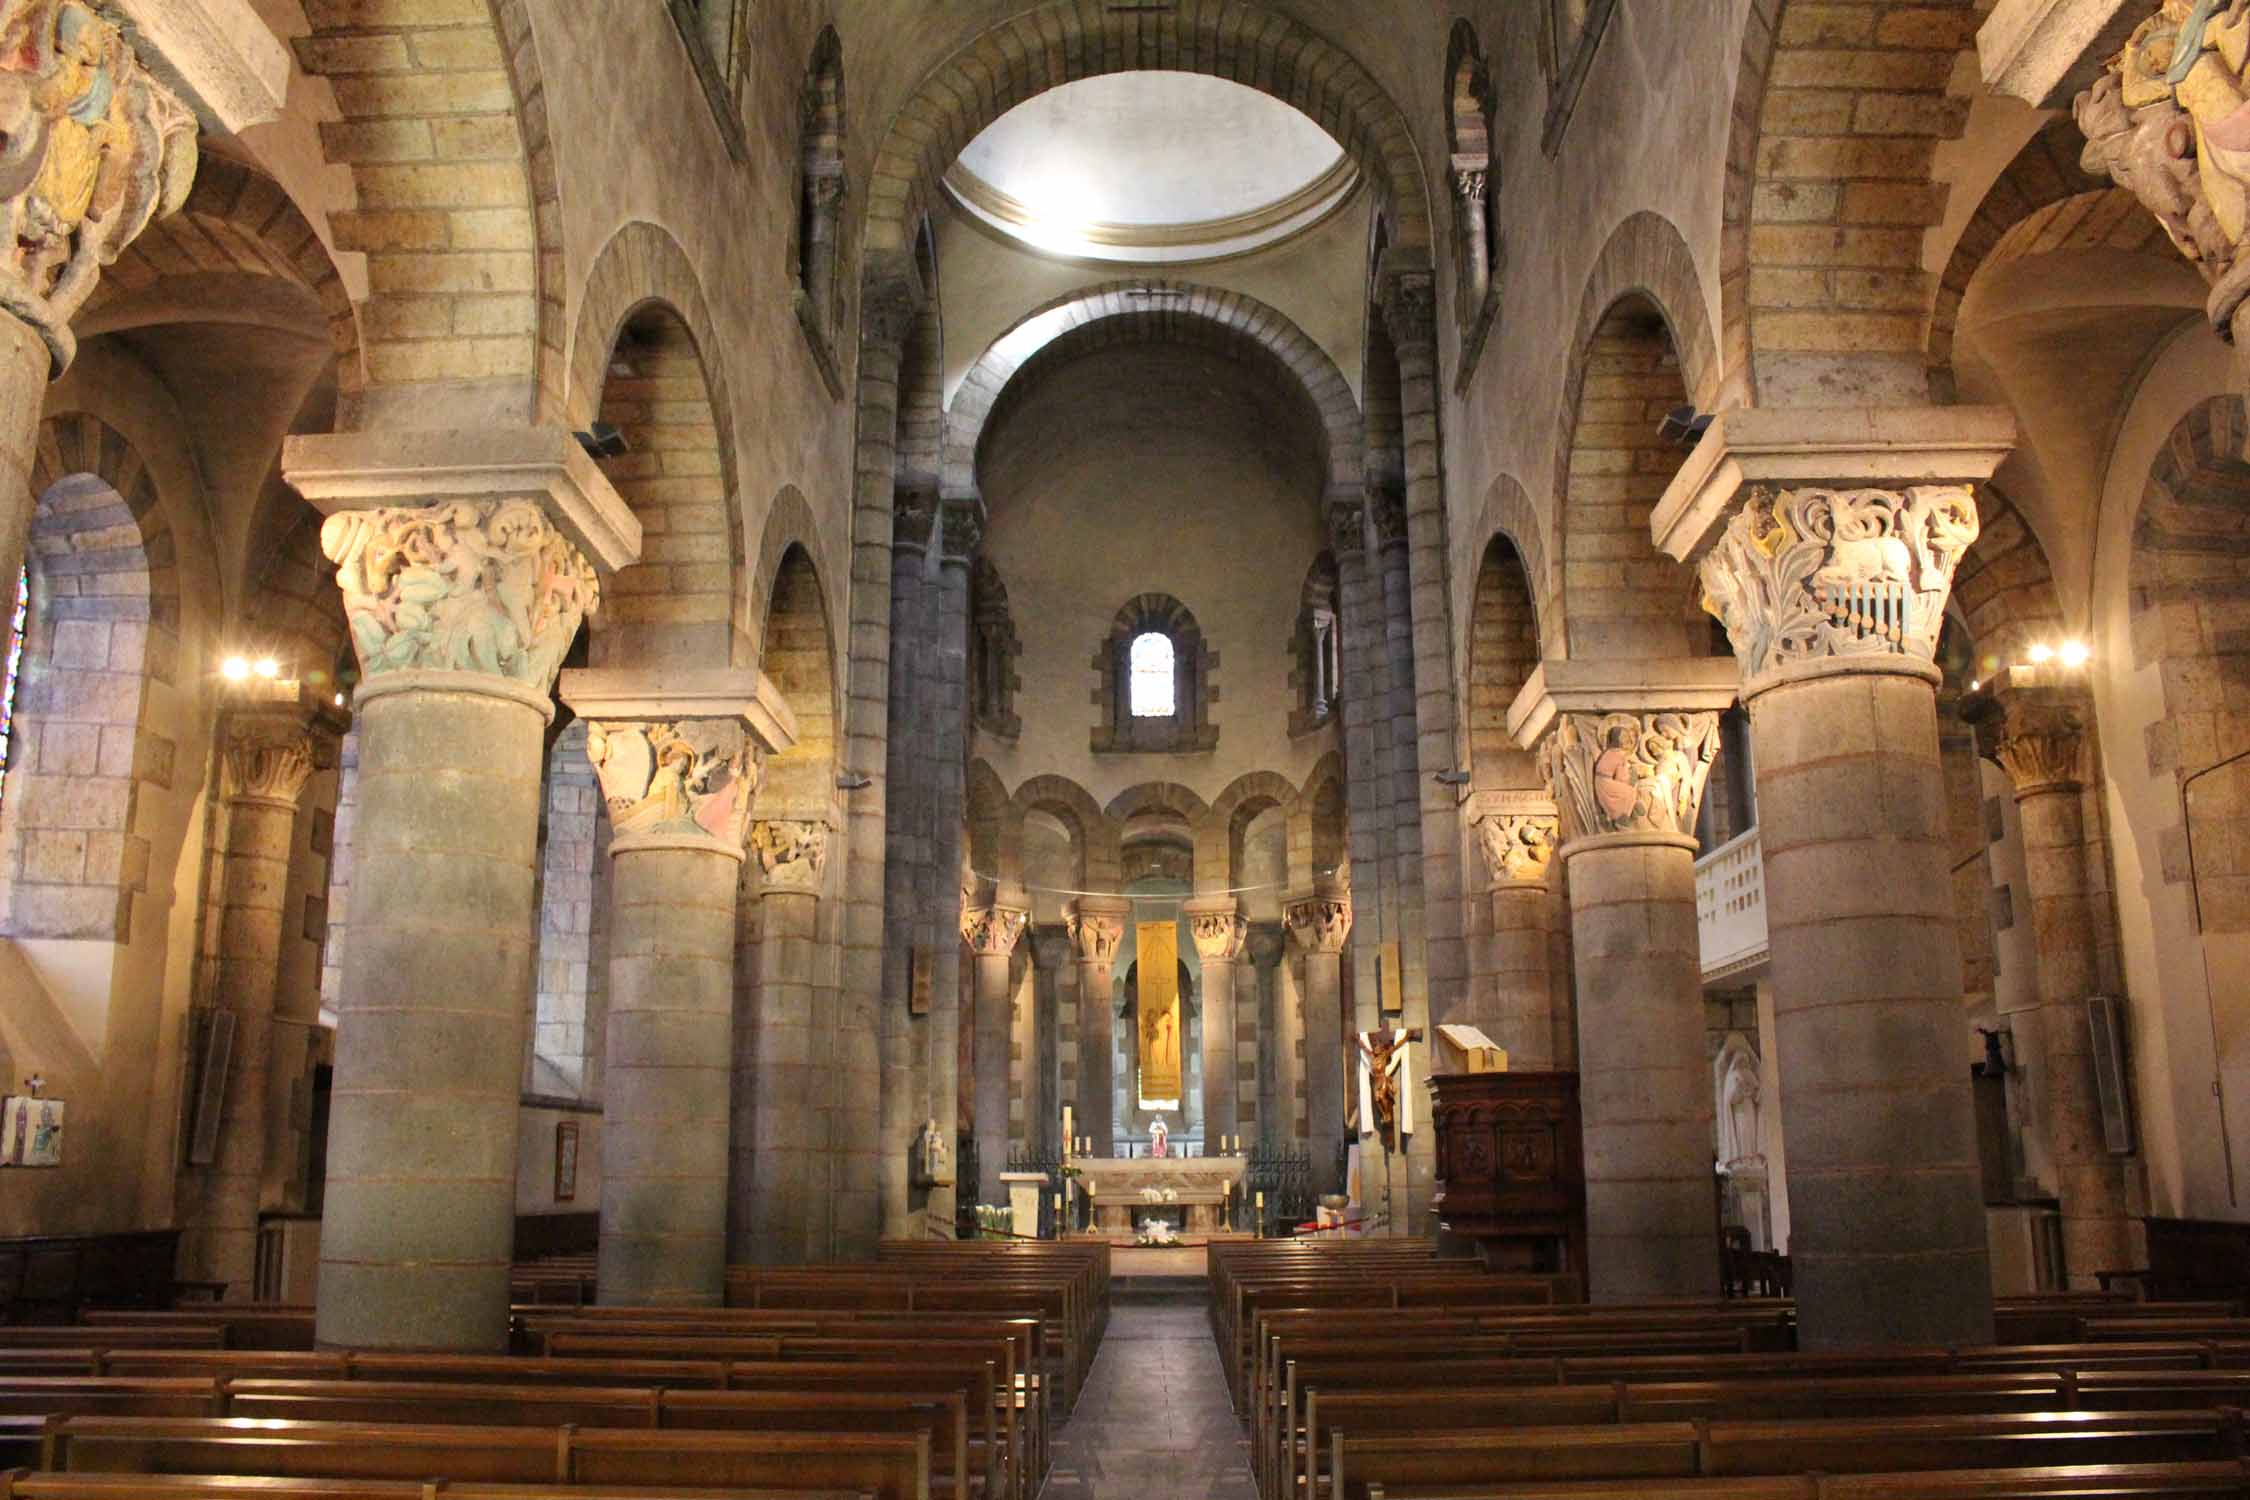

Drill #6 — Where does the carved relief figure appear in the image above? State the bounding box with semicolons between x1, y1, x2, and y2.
1697;486;1979;682
1477;812;1559;885
586;719;760;847
1551;712;1719;838
322;502;600;685
2078;0;2250;334
0;0;197;364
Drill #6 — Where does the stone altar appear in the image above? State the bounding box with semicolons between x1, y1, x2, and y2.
1073;1155;1247;1237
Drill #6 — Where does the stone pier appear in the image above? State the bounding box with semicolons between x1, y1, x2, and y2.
1285;892;1352;1196
1067;896;1128;1154
1185;897;1247;1150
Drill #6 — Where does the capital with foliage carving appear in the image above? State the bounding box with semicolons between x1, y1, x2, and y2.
750;818;829;890
0;0;198;373
586;718;761;850
1697;485;1978;687
2076;4;2250;341
1326;497;1367;559
1545;710;1719;840
322;501;599;690
1065;902;1124;966
222;719;319;808
1186;902;1248;964
961;903;1028;958
1475;810;1560;888
860;263;922;351
1284;895;1352;955
939;498;984;563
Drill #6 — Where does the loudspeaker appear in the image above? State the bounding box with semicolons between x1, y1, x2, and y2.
2086;995;2136;1157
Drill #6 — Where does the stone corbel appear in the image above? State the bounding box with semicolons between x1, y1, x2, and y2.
559;668;799;860
1977;0;2141;108
1284;894;1352;955
1649;407;2015;696
1468;789;1561;891
112;0;291;132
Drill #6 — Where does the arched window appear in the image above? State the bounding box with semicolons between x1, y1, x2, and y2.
970;557;1021;740
1129;633;1175;718
1291;553;1341;736
1093;595;1216;754
1446;21;1501;386
0;567;25;814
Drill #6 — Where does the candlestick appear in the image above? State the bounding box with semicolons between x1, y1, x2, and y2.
1255;1190;1264;1238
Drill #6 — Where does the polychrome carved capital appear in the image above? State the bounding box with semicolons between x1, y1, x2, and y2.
962;903;1028;958
1475;810;1560;888
0;0;198;372
322;500;599;690
585;718;761;850
1698;485;1978;685
1545;709;1719;840
1284;895;1352;955
749;818;829;890
1065;903;1124;966
1186;904;1249;964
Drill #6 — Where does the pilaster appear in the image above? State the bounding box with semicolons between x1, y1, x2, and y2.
1067;895;1129;1156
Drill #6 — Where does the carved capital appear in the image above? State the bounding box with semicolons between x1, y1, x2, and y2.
1327;497;1367;559
893;486;937;551
939;497;984;562
1475;810;1560;888
1381;270;1438;349
1064;902;1124;966
0;0;199;373
1284;895;1353;955
1545;709;1720;840
1370;483;1409;550
807;170;847;211
1698;485;1979;686
1454;165;1489;208
1185;903;1248;964
860;266;922;350
585;717;762;850
1994;724;2086;798
222;718;317;807
322;500;599;691
2075;11;2250;339
750;818;829;890
961;903;1028;958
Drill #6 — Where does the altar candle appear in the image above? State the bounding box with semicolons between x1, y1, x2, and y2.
1063;1106;1073;1153
1255;1190;1264;1237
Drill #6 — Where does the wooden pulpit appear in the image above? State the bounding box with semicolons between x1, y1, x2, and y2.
1431;1070;1587;1278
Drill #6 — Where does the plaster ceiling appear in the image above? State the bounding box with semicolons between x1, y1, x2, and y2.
945;72;1354;264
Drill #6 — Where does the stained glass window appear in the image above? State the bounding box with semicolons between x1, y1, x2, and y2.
0;566;24;814
1128;631;1175;718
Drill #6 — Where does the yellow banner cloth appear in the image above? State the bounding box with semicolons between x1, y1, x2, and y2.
1136;919;1182;1101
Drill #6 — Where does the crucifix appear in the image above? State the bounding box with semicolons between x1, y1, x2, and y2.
1356;1025;1423;1154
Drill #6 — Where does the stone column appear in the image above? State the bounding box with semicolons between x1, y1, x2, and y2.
285;431;637;1349
739;815;829;1264
1246;923;1289;1146
1659;405;2013;1347
0;12;196;607
1975;673;2139;1283
923;499;980;1229
178;706;324;1296
559;671;795;1300
1470;794;1563;1070
1027;927;1069;1156
1455;165;1491;311
1186;898;1247;1150
963;902;1027;1204
1285;893;1352;1194
1521;677;1733;1300
1066;896;1127;1154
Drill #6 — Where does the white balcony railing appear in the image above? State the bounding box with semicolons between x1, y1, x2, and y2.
1695;826;1768;983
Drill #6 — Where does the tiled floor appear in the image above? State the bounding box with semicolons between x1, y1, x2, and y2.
1043;1298;1257;1499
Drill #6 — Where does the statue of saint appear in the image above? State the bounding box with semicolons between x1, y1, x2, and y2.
1148;1115;1170;1159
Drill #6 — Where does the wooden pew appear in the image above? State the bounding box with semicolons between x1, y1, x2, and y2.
42;1417;932;1500
1;1474;871;1500
1354;1459;2250;1499
79;1310;315;1352
1325;1409;2241;1499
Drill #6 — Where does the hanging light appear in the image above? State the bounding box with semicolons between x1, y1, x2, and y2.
252;657;280;679
2059;640;2091;668
220;656;250;682
2027;643;2054;664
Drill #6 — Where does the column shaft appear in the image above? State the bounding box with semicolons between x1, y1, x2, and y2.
1077;959;1115;1152
2014;784;2137;1282
317;681;546;1350
1491;887;1558;1070
742;886;820;1264
1751;670;1992;1347
600;843;737;1303
1201;959;1239;1147
180;792;298;1296
0;318;48;613
1565;838;1718;1299
974;949;1012;1203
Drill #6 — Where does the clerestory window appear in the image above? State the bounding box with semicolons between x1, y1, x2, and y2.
1129;632;1175;718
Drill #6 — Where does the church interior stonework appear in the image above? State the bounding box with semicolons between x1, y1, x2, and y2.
10;0;2250;1494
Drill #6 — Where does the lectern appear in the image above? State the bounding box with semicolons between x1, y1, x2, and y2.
1430;1070;1586;1277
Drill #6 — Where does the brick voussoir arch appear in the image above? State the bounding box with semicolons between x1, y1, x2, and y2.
88;155;365;390
1197;770;1302;891
1950;482;2065;673
1105;781;1212;828
746;485;835;675
1458;473;1552;663
946;280;1362;500
860;0;1433;268
1547;210;1719;654
296;0;558;410
1012;772;1124;891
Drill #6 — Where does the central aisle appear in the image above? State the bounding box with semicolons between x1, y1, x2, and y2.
1044;1296;1257;1498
